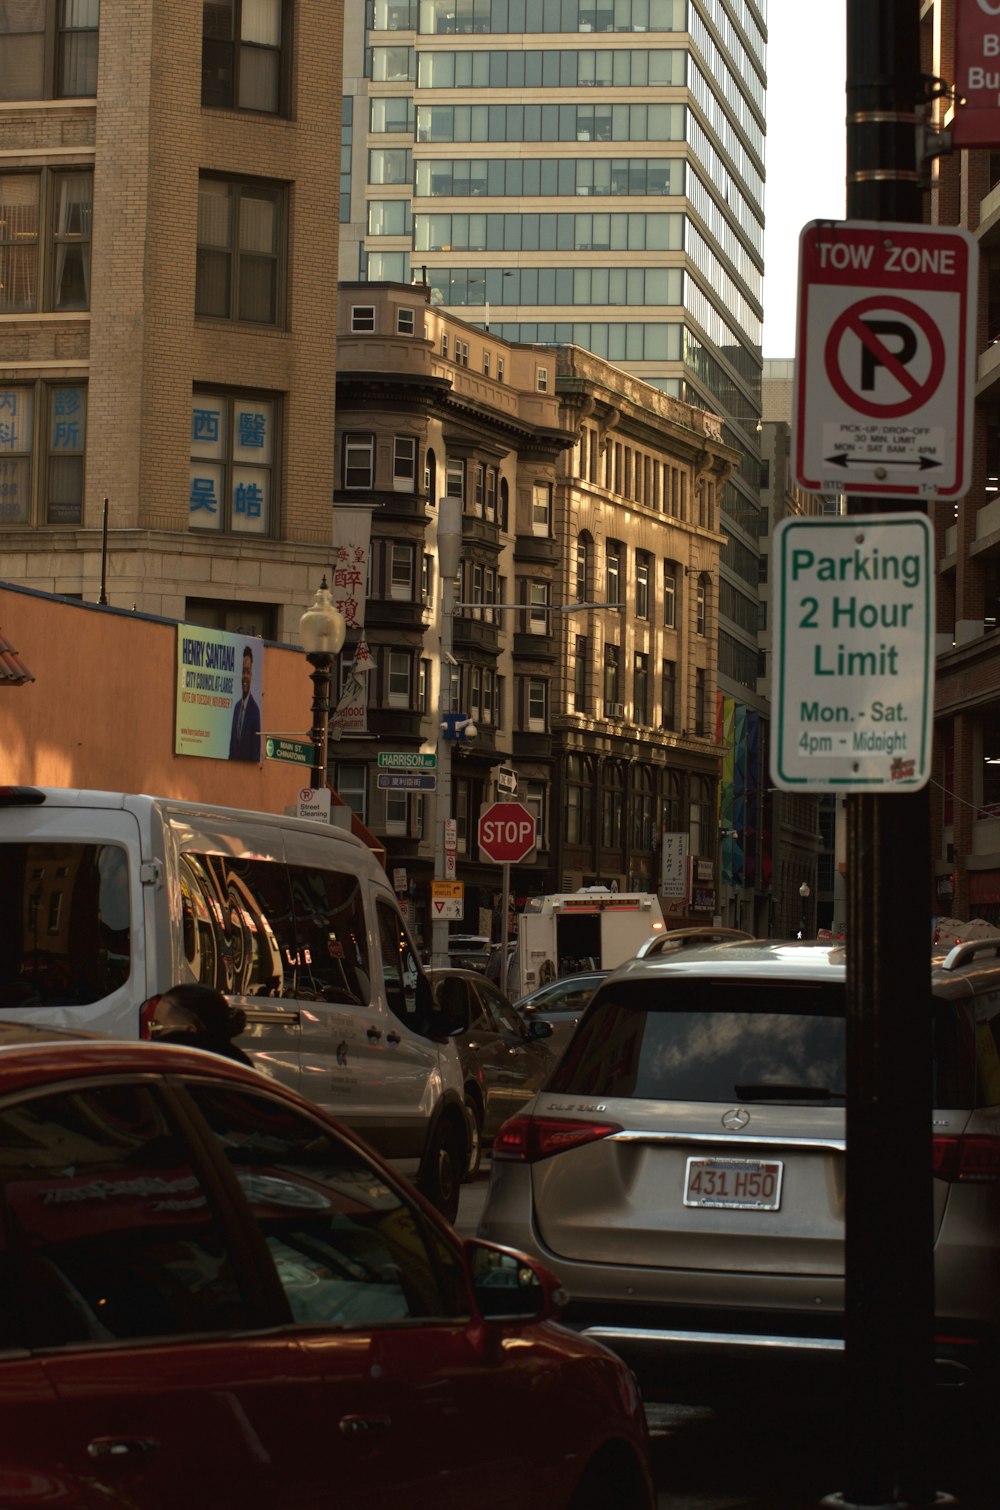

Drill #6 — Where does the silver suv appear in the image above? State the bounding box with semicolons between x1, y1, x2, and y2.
478;937;1000;1394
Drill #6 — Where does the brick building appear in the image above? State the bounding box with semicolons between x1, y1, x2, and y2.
0;1;344;642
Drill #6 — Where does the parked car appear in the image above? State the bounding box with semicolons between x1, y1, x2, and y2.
427;967;558;1176
447;934;493;972
0;1023;654;1510
514;970;609;1052
479;936;1000;1400
486;940;519;991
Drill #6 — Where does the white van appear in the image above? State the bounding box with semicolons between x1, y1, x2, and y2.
0;786;470;1219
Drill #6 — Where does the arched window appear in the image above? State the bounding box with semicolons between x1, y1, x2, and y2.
602;759;624;849
662;769;683;834
565;754;594;845
630;764;655;852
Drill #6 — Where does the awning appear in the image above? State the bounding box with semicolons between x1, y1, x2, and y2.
0;629;35;687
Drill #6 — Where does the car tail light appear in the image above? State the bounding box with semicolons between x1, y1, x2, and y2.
492;1113;622;1164
932;1134;1000;1183
0;786;45;805
139;995;161;1041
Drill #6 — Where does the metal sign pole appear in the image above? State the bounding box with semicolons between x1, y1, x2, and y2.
839;3;938;1505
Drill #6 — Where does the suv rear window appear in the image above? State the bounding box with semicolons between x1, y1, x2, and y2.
547;978;977;1107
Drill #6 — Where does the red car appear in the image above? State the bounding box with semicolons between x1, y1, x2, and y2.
0;1024;653;1510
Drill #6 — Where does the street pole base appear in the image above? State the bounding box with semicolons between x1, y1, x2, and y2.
821;1494;957;1509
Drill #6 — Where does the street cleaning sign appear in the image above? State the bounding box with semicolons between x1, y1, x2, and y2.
793;221;977;498
771;514;934;792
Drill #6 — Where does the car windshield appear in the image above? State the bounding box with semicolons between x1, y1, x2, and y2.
546;978;976;1106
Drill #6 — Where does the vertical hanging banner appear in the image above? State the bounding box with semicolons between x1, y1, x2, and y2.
330;505;374;630
952;0;1000;148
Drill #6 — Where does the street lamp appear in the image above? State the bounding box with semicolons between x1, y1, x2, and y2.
299;576;346;791
798;880;811;941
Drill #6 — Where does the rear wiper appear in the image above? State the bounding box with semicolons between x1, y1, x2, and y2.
734;1083;845;1101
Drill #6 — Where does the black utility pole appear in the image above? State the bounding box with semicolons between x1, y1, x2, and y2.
841;3;938;1506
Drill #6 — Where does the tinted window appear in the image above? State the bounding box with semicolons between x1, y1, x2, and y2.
0;842;130;1009
187;1084;469;1324
549;979;847;1101
0;1082;251;1349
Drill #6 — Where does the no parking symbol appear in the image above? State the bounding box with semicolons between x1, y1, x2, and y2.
793;221;977;498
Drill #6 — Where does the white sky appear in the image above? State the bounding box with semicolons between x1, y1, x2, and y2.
761;0;847;358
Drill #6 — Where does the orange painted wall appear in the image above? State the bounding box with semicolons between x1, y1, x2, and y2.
0;585;322;815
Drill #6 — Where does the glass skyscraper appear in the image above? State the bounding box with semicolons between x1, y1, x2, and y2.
342;0;769;927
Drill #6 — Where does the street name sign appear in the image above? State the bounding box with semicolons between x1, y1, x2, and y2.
265;735;313;766
793;221;977;498
377;751;437;769
376;771;437;792
771;514;934;793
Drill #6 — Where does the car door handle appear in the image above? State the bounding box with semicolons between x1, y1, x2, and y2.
339;1415;392;1438
386;1031;401;1044
366;1026;382;1041
87;1437;159;1460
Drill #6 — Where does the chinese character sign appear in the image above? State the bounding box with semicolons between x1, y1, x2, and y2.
175;626;264;763
661;832;689;899
0;388;32;525
190;397;271;535
331;507;374;629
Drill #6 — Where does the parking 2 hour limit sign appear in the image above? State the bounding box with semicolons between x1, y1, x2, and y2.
770;514;934;793
793;220;977;498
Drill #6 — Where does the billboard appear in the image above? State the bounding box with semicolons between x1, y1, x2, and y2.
175;626;263;763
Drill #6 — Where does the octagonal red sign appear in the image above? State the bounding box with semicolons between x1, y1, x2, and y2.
478;801;537;864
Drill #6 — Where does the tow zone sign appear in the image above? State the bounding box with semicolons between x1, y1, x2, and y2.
793;221;977;498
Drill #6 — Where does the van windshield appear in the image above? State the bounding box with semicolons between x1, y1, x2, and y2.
0;842;131;1008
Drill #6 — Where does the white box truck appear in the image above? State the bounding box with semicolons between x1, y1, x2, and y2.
516;887;665;999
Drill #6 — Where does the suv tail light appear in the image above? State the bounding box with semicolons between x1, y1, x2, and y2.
139;995;161;1042
492;1113;622;1164
932;1134;1000;1183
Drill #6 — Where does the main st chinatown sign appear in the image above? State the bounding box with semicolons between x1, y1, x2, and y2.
770;515;934;793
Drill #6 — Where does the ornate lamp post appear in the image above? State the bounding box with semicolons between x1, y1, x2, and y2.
299;576;346;791
798;880;811;941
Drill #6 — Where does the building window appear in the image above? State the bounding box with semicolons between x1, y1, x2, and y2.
536;366;549;392
0;171;92;314
633;652;649;724
603;642;620;714
606;540;622;606
387;651;411;708
0;382;87;527
565;754;593;845
602;760;624;849
455;338;470;366
663;769;682;834
631;765;654;852
527;580;549;634
384;788;409;834
352;305;376;331
393;436;417;491
663;559;677;627
446;457;464;500
661;658;676;731
421;552;434;604
441;332;449;358
573;634;589;714
396;306;415;334
389;543;414;599
690;774;713;858
473;461;485;514
482;351;490;377
496;356;505;383
1;0;99;101
185;597;278;639
484;466;497;522
335;763;367;823
636;552;650;619
344;433;375;489
527;678;547;731
196;176;286;326
531;481;551;536
190;391;276;536
201;0;289;114
695;667;706;736
696;574;708;635
575;533;592;601
418;657;431;711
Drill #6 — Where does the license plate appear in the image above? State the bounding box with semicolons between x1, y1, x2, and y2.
683;1155;784;1211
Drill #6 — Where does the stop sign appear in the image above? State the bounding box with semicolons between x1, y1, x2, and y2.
478;801;537;864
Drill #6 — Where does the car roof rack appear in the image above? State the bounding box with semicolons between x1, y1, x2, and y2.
940;938;1000;971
